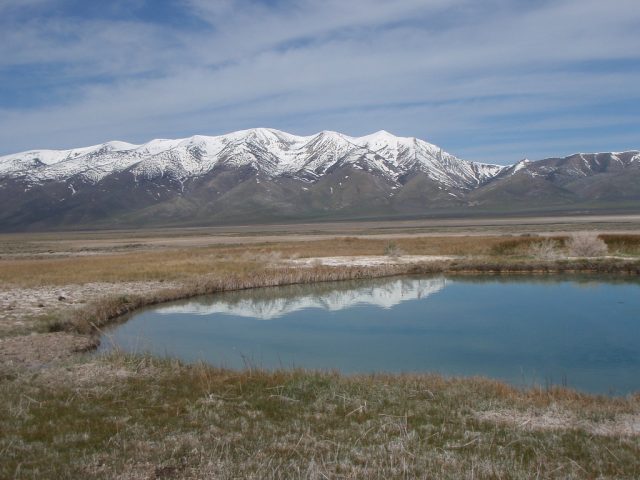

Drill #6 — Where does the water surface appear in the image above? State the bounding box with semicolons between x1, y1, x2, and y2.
100;275;640;394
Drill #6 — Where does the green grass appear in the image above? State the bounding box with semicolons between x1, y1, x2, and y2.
2;232;640;478
1;353;639;479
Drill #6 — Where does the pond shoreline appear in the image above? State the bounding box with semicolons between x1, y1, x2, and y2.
2;237;640;477
2;256;638;372
100;272;640;395
68;256;640;348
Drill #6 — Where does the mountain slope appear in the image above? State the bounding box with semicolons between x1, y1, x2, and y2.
0;129;638;230
467;151;640;211
0;128;502;188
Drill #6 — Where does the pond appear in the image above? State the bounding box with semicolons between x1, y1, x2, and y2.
99;275;640;395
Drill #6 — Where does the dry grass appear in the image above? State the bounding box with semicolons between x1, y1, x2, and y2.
66;263;414;334
2;234;639;288
0;236;478;286
1;231;640;478
0;249;263;287
601;234;640;256
0;236;527;287
2;235;638;340
0;238;450;286
383;241;405;258
21;257;635;338
1;353;639;479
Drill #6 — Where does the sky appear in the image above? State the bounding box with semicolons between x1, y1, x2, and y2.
0;0;638;165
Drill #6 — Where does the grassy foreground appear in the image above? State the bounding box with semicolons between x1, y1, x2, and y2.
1;232;640;478
2;353;639;479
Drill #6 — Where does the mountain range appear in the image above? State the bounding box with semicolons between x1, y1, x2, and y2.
1;128;638;231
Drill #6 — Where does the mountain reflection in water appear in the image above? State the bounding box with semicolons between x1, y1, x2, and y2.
154;277;447;320
100;275;640;395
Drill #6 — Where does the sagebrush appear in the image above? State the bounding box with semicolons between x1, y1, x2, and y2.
567;232;608;257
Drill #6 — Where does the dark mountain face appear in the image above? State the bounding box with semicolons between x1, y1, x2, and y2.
466;152;640;211
0;128;638;231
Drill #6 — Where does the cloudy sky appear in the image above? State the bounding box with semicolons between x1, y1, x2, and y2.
0;0;638;164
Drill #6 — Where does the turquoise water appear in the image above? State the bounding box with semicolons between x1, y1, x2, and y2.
99;275;640;394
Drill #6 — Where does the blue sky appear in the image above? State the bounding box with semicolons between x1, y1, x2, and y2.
0;0;638;164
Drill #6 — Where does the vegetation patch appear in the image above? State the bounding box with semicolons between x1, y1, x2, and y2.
1;230;639;478
1;354;639;479
601;234;640;256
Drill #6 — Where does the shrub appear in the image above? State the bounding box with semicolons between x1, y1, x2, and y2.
384;242;404;258
527;239;561;260
566;232;608;257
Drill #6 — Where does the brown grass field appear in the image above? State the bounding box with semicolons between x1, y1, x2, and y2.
1;217;640;478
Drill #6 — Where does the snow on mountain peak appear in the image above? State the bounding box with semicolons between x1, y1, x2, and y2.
0;128;508;188
509;158;532;175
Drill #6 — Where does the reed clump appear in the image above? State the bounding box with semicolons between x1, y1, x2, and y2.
600;234;640;255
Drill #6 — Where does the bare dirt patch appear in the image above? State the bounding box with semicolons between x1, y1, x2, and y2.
0;332;95;369
0;281;181;369
0;280;180;335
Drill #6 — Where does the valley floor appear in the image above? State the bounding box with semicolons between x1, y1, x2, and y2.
1;216;640;478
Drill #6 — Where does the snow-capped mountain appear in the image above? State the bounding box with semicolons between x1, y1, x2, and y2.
0;128;503;189
155;277;447;320
0;128;638;231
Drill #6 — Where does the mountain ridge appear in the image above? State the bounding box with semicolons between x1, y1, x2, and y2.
0;128;505;190
0;128;638;231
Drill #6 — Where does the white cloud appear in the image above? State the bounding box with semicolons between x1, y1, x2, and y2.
0;0;638;163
